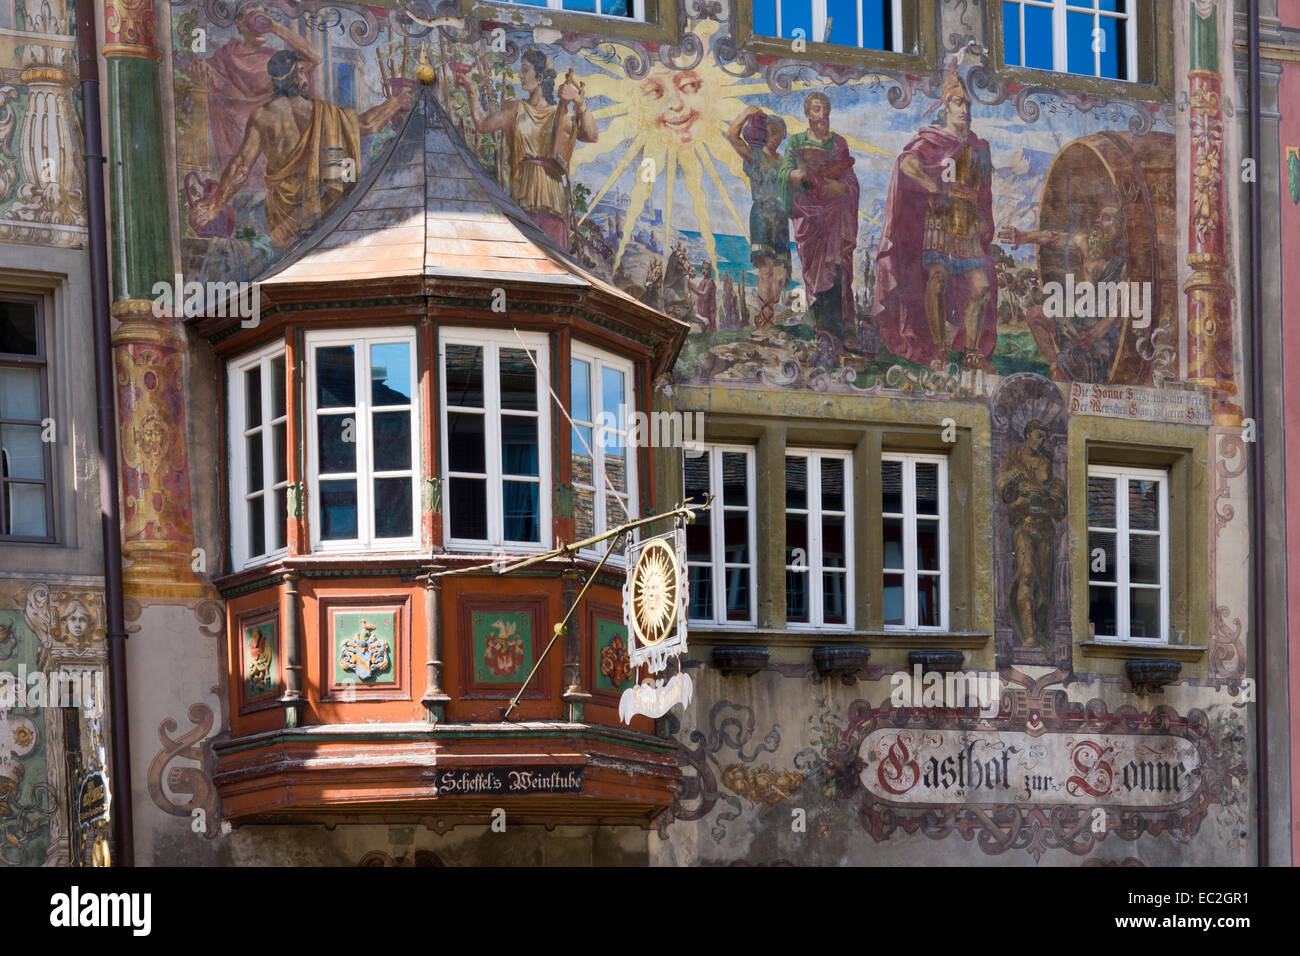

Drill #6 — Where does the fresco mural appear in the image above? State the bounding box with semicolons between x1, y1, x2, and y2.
141;0;1254;867
0;0;86;248
655;679;1250;865
992;374;1071;669
168;0;1184;396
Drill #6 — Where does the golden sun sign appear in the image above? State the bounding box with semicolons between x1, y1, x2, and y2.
630;537;679;647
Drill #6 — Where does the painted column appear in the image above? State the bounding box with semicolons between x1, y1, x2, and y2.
1185;0;1240;422
103;0;206;596
560;568;590;721
421;570;450;723
6;0;86;246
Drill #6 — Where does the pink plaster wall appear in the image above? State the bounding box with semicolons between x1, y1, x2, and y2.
1278;0;1300;864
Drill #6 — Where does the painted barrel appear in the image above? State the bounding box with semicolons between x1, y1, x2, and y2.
1036;130;1177;386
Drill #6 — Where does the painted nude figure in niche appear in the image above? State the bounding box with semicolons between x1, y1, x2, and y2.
191;49;412;248
997;419;1067;653
874;70;997;373
999;203;1130;383
779;92;861;352
727;106;790;329
455;49;597;249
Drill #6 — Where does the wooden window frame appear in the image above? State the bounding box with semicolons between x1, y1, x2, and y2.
305;326;421;554
752;0;907;53
987;0;1173;101
461;0;679;44
881;451;949;632
439;327;553;553
0;292;55;543
785;448;855;630
685;443;757;627
1000;0;1139;82
570;342;638;561
735;0;937;73
1085;463;1170;645
227;339;289;570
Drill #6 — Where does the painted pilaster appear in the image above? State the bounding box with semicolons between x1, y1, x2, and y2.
1185;0;1241;422
103;0;206;596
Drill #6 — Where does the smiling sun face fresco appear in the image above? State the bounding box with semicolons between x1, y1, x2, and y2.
640;68;707;145
571;20;887;283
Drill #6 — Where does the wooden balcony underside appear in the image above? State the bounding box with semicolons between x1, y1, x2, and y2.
212;721;682;829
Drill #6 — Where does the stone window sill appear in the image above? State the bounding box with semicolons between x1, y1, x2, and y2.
690;626;991;651
1079;640;1207;662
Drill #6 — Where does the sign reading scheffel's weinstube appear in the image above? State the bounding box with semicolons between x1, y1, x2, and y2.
434;767;584;795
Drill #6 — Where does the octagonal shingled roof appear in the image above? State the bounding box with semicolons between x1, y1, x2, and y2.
259;78;655;313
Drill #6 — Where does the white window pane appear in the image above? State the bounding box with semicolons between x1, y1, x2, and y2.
449;477;487;539
372;411;411;471
314;346;355;407
317;414;356;473
1024;3;1054;70
502;416;539;477
273;422;287;485
246;433;264;491
6;483;45;536
244;365;262;428
248;495;265;556
575;483;595;540
571;358;591;422
271;357;286;419
371;343;411;405
2;424;44;478
0;367;40;420
274;487;288;550
319;479;358;539
499;348;538;411
445;345;484;408
374;477;413;538
504;481;540;542
447;411;486;475
0;301;39;355
601;366;624;422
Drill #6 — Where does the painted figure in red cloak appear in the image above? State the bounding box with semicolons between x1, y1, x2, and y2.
874;70;998;373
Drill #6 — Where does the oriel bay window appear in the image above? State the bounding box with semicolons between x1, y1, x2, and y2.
1087;465;1169;643
441;329;551;550
685;445;756;625
882;453;949;630
785;450;853;628
570;346;636;549
228;341;288;569
306;328;419;551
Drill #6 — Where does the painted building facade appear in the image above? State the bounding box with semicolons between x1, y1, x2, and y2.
0;0;1277;866
1267;0;1300;870
0;0;112;866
